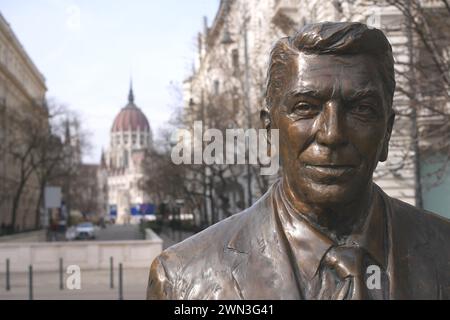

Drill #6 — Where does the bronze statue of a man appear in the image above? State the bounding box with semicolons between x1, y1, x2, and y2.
147;22;450;300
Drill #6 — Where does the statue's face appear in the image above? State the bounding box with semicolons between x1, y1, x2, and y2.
270;53;394;207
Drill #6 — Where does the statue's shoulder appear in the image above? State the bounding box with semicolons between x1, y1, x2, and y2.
147;187;275;299
158;187;274;264
388;194;450;243
147;211;250;299
161;209;248;261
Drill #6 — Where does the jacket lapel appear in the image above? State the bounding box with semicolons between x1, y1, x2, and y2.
224;186;301;299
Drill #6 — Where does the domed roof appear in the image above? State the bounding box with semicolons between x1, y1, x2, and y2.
111;85;150;132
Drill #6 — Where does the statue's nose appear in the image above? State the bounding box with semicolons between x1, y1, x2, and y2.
315;102;347;148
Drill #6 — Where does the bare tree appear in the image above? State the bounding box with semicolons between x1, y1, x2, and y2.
140;10;279;229
1;105;51;231
0;100;91;232
375;0;450;207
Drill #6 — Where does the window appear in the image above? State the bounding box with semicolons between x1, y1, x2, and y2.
123;150;129;168
214;80;220;95
232;49;239;75
232;96;240;114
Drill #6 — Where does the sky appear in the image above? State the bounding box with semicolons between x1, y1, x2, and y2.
0;0;220;163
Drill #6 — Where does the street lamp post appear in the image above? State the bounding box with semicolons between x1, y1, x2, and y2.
242;14;253;208
175;199;184;242
221;8;253;208
406;1;423;209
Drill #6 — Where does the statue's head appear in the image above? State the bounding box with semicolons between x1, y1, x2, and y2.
262;22;396;207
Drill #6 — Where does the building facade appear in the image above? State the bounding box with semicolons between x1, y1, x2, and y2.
104;85;154;224
0;12;47;232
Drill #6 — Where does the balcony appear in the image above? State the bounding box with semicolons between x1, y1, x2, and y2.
272;0;300;34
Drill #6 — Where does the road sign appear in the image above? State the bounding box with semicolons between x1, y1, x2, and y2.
44;187;62;209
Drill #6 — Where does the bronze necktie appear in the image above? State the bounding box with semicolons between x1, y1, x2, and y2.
314;245;380;300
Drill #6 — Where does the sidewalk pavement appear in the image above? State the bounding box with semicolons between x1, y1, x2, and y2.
0;267;149;300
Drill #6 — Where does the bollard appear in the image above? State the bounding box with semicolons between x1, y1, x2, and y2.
6;259;10;291
59;258;64;290
110;257;114;289
171;220;175;240
28;265;33;300
118;263;123;300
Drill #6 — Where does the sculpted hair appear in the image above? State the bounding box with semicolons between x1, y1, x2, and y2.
263;22;396;124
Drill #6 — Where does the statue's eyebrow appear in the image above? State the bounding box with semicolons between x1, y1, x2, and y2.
346;88;382;103
287;88;324;100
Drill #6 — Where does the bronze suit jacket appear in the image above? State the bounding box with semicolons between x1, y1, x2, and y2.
147;183;450;300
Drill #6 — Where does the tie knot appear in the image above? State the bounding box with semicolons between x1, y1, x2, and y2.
316;245;385;299
323;245;367;279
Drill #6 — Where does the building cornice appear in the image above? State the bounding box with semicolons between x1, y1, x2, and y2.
0;58;42;106
206;0;235;48
0;12;47;92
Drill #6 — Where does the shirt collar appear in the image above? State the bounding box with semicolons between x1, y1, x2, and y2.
346;184;387;268
274;181;387;281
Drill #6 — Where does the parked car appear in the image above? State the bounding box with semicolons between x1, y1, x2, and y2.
75;222;96;240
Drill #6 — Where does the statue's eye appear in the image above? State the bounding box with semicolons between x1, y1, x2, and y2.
350;104;377;117
291;103;321;117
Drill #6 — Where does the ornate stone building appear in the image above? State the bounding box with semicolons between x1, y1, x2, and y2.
0;12;47;231
104;84;154;224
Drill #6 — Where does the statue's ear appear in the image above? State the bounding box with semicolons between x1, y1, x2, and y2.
380;111;395;162
260;106;271;143
260;105;271;129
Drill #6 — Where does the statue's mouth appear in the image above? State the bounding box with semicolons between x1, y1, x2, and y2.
304;164;357;179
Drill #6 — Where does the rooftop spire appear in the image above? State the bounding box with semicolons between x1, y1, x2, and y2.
100;148;107;168
64;118;71;144
128;78;134;104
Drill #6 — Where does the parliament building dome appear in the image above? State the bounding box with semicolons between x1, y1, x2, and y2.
111;85;150;133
